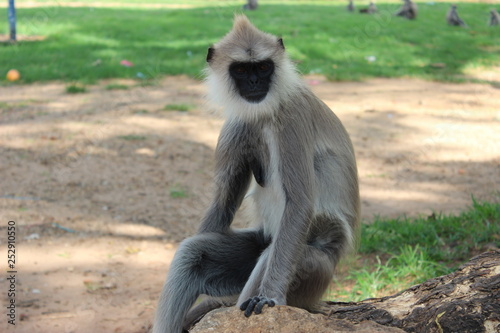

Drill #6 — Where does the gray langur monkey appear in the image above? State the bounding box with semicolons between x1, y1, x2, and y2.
395;0;418;20
153;15;360;333
489;9;500;26
447;4;467;27
347;0;355;12
360;1;377;14
243;0;258;10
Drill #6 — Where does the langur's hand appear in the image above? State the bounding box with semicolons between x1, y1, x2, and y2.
239;296;276;317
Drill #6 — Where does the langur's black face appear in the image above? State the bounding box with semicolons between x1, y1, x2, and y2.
229;60;275;103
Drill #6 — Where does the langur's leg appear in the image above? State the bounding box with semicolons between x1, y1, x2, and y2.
287;218;350;310
285;245;337;310
182;296;236;331
236;246;271;313
153;229;268;333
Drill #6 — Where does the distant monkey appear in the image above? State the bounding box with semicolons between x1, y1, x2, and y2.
347;0;355;12
489;9;500;26
243;0;258;10
153;15;360;333
447;4;467;27
395;0;418;20
360;1;377;14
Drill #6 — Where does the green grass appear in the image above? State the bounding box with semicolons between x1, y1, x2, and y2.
163;103;193;112
1;1;499;83
337;245;450;300
118;134;147;141
361;199;500;263
16;0;243;4
170;186;188;198
133;109;149;114
329;199;500;301
0;100;34;109
105;83;130;90
65;83;87;93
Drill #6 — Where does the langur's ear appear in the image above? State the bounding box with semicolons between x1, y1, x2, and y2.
277;38;285;50
207;47;215;63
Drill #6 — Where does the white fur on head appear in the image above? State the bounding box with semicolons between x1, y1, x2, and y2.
204;15;301;123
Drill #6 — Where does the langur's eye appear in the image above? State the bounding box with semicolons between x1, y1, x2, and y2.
235;66;247;73
259;64;269;71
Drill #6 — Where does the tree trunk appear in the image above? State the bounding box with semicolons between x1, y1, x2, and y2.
191;250;500;332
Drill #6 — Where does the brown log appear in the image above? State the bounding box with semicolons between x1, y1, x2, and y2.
191;250;500;332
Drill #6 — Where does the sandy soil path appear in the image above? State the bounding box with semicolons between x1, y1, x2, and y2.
0;75;498;332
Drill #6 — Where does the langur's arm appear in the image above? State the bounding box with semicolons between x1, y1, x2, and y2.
198;123;260;234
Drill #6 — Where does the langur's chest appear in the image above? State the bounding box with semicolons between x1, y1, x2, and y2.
250;127;286;235
256;127;281;187
224;122;282;188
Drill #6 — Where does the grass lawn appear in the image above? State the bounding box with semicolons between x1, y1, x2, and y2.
330;199;500;301
1;1;499;83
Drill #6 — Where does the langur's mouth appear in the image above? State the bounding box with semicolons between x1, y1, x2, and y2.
243;92;267;103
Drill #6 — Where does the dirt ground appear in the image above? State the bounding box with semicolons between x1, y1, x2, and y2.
1;73;499;333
